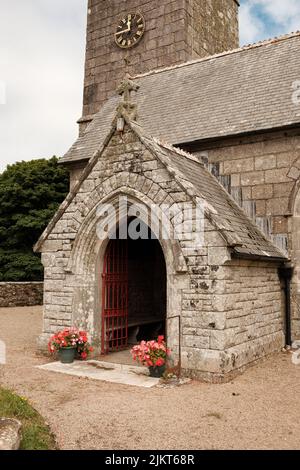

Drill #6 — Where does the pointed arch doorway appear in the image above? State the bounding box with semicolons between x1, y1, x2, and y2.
101;222;167;355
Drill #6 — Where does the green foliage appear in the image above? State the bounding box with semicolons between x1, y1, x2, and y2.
0;387;57;450
0;157;69;281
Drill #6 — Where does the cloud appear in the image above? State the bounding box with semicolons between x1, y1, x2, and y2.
240;0;300;45
239;3;265;45
256;0;300;28
0;0;87;172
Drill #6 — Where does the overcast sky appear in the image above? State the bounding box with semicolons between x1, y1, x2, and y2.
0;0;300;173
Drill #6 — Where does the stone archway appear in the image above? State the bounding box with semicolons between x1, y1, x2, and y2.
67;188;190;368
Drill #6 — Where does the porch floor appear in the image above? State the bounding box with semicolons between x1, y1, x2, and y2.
97;348;140;366
37;360;160;388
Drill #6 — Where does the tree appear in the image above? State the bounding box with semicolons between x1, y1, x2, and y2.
0;157;69;281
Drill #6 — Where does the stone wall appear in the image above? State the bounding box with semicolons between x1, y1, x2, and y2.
185;128;300;338
0;282;43;308
188;0;239;59
189;129;300;250
81;0;239;121
181;256;284;382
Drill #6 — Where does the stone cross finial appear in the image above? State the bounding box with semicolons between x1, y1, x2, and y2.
116;77;139;121
117;77;139;102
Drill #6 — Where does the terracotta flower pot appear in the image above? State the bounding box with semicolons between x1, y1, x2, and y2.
58;347;77;364
148;365;166;378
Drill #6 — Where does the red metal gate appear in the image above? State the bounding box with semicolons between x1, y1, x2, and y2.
101;239;128;354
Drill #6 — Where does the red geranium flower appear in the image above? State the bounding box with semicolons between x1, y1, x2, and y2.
130;336;170;369
48;327;93;361
155;358;165;367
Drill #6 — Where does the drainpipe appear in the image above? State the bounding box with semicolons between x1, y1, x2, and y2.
278;264;294;347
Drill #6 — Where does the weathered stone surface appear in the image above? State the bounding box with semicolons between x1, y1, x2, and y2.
0;418;22;450
0;283;43;308
287;166;300;180
265;168;290;184
42;240;63;252
252;184;273;200
273;182;294;198
266;198;289;216
207;246;231;266
292;350;300;365
241;171;265;186
255;155;277;171
223;157;254;174
231;173;240;187
272;216;288;234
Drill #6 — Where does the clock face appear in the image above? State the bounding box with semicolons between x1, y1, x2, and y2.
115;12;145;49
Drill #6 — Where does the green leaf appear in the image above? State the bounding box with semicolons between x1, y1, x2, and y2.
0;157;68;281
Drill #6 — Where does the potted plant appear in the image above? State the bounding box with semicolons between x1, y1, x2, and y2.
130;336;170;378
48;328;93;364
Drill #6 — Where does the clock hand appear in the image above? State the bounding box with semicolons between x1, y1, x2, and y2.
115;27;130;36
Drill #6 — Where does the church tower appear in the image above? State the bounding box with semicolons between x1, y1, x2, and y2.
79;0;239;130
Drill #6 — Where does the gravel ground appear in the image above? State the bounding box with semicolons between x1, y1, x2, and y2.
0;306;300;450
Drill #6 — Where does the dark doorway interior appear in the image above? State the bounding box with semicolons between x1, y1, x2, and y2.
128;237;166;343
101;220;167;354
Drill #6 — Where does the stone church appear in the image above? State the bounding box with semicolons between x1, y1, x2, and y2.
35;0;300;381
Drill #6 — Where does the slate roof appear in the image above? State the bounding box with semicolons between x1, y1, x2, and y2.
60;32;300;164
131;122;287;261
36;112;287;261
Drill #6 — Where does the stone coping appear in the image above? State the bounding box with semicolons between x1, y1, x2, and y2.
0;282;43;285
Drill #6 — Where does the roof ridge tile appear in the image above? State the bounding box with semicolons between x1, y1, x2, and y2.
132;31;300;79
